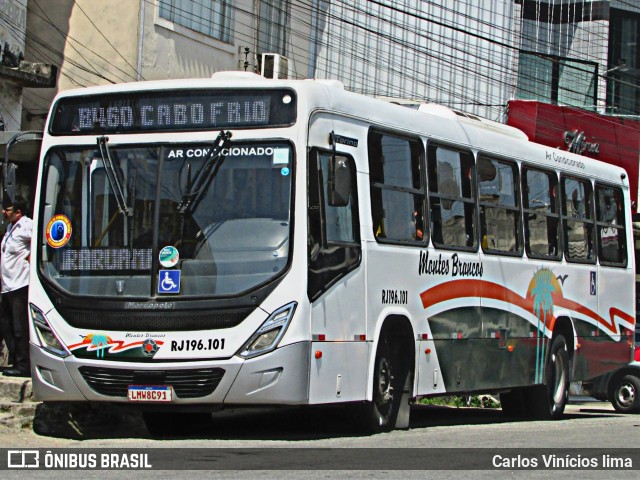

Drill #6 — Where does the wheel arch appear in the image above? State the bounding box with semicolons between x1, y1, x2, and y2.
551;316;576;359
367;313;416;400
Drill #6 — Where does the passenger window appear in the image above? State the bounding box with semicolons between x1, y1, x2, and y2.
368;130;426;244
561;177;595;263
523;167;560;260
595;184;627;266
428;145;477;250
478;157;521;254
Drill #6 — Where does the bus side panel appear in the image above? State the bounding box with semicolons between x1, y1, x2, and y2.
480;254;555;390
309;271;366;341
416;338;446;395
572;262;635;380
429;337;541;393
426;305;541;393
308;341;370;404
572;332;632;381
418;249;534;394
421;253;592;393
308;272;369;405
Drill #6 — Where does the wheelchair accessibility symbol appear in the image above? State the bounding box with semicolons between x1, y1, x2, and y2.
158;270;180;294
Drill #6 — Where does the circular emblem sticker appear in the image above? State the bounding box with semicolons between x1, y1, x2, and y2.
45;214;72;248
159;245;179;267
141;339;159;357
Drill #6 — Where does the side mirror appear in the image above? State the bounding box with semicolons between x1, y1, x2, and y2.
328;155;352;207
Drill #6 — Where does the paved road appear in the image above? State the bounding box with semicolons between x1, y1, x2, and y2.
1;398;639;479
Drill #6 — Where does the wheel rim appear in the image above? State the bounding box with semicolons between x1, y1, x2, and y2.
616;382;636;408
551;352;567;406
375;356;394;410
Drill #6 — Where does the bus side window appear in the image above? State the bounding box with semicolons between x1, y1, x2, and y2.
478;157;521;254
596;183;627;266
427;144;477;250
561;176;595;263
523;167;560;260
368;130;426;244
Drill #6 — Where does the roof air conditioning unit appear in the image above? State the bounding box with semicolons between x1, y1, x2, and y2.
261;53;288;79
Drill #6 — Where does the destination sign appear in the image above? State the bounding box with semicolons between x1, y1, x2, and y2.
50;89;297;135
58;248;152;272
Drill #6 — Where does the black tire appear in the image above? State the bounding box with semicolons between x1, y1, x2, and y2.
357;338;403;433
500;387;527;418
528;334;570;420
143;411;213;437
611;374;640;413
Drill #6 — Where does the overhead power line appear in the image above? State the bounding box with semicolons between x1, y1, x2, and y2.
6;1;639;130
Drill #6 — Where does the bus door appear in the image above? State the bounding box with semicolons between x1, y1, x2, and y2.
1;131;42;220
306;115;368;403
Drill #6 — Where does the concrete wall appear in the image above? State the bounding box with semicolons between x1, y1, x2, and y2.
141;0;245;80
135;0;311;81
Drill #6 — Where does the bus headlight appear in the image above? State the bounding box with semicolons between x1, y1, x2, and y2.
30;304;70;358
238;302;297;359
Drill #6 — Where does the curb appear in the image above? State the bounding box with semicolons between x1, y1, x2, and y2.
0;375;39;430
0;375;148;438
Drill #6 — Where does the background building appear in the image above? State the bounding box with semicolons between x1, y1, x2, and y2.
312;0;521;120
0;0;315;213
0;0;27;132
312;0;640;120
0;0;54;208
7;0;640;129
20;0;314;132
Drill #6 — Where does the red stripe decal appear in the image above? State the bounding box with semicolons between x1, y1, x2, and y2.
420;279;631;335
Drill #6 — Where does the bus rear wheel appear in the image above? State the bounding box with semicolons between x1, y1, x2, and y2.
529;334;570;420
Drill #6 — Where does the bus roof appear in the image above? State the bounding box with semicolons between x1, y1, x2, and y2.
50;72;629;186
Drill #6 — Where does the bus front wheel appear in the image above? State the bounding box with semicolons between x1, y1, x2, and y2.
358;338;403;433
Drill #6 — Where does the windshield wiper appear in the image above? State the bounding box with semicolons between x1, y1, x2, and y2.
97;136;132;217
177;130;232;217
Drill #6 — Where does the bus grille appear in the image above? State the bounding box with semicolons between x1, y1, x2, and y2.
78;366;225;399
58;308;252;331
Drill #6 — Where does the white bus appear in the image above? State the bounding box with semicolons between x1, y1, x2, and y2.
29;72;635;435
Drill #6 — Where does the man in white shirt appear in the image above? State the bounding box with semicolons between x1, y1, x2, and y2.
1;196;32;377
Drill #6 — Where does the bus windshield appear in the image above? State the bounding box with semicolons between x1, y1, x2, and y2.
38;140;293;298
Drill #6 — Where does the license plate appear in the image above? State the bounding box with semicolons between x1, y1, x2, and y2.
127;385;173;402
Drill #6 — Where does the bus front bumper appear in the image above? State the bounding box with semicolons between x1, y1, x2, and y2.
30;341;311;406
